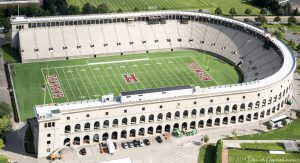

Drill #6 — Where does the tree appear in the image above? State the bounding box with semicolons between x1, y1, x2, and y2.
277;7;284;16
0;102;11;119
288;16;297;25
297;44;300;51
68;5;81;15
55;0;68;15
202;135;209;143
282;119;288;126
289;39;296;49
283;2;293;15
229;8;237;16
260;8;267;15
215;139;223;163
117;8;123;13
97;3;109;13
82;3;96;14
296;110;300;118
215;7;222;15
245;8;252;15
266;121;273;130
133;7;140;12
255;15;267;24
274;30;284;39
274;16;281;22
0;139;4;150
294;8;300;16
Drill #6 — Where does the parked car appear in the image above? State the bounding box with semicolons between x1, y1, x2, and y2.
139;139;145;147
113;142;117;149
155;136;163;143
133;140;139;147
128;142;134;148
80;148;86;155
144;139;150;145
122;142;128;149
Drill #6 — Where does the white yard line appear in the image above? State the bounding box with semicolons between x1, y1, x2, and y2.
40;68;54;104
54;68;69;102
79;65;99;98
161;58;186;86
95;64;119;95
149;60;175;87
74;66;92;99
64;67;85;99
86;65;105;96
87;58;149;65
60;67;78;100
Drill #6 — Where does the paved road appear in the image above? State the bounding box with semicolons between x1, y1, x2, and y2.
233;16;300;24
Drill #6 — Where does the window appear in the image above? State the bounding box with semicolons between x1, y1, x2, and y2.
227;97;229;101
47;141;51;145
243;96;245;99
194;101;197;105
105;112;109;115
210;99;213;103
124;109;127;113
159;105;163;109
258;93;260;96
44;123;47;128
47;148;51;152
48;122;51;127
270;90;273;92
52;122;55;127
86;114;90;117
142;107;145;111
47;134;51;137
66;117;70;120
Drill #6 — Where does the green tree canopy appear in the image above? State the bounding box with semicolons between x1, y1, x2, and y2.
245;8;252;15
215;7;222;15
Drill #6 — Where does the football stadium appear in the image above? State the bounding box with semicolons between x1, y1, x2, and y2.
9;11;296;157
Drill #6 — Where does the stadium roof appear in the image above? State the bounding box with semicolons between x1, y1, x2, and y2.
120;85;192;96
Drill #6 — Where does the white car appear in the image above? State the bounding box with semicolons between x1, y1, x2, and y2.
139;139;145;147
122;142;128;149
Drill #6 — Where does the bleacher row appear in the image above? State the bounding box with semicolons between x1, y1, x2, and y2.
19;20;283;82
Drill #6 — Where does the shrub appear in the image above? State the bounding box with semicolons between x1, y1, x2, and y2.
273;30;284;39
282;119;287;126
274;16;281;22
229;8;237;16
288;16;297;25
245;8;252;15
215;7;222;15
260;8;267;15
203;135;209;143
267;121;273;130
215;139;223;163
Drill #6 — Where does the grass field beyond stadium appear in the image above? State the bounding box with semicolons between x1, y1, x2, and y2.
11;50;242;120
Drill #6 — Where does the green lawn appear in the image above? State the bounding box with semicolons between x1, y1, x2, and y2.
67;0;261;15
198;144;216;163
229;149;300;163
226;119;300;140
240;143;285;151
11;50;241;120
0;155;8;163
1;44;20;64
262;24;300;33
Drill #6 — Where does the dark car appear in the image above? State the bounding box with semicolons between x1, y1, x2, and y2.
133;140;139;147
128;142;134;148
80;148;86;155
144;139;151;145
155;136;163;143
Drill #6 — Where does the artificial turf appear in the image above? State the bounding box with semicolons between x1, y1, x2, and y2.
11;50;242;120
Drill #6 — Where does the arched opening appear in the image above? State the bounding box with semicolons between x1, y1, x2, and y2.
255;101;260;109
149;114;154;122
131;117;137;124
281;101;284;107
231;116;236;124
208;107;213;114
240;103;245;111
113;119;118;127
130;129;136;137
122;118;128;125
156;125;162;134
267;109;271;115
121;130;127;138
73;137;80;145
148;127;153;135
272;106;276;113
246;114;252;121
239;115;244;123
274;95;277;102
216;106;221;114
248;102;253;110
268;97;272;105
165;124;171;132
103;120;109;128
166;112;171;120
65;125;71;133
262;99;266;106
157;113;163;121
93;134;99;142
224;105;229;113
253;112;258;120
94;121;100;129
175;111;180;119
139;128;145;136
173;123;179;130
198;120;204;128
214;118;220;126
223;117;228;125
83;135;90;144
183;110;188;118
182;122;187;129
260;110;265;118
191;109;197;117
64;138;70;146
232;104;237;112
140;116;145;123
102;133;108;141
206;119;212;127
279;93;282;100
277;104;280;110
200;108;205;116
84;123;90;130
190;121;196;129
112;131;118;140
75;124;81;132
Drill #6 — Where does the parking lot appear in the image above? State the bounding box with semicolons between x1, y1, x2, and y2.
59;136;200;163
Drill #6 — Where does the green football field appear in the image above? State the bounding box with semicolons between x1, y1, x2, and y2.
11;50;242;120
67;0;261;15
